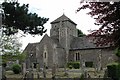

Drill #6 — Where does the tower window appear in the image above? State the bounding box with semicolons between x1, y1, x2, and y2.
62;22;64;27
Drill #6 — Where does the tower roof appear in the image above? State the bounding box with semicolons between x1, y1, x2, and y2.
51;14;77;25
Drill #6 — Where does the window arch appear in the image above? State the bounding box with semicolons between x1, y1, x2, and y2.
44;52;46;58
75;52;80;61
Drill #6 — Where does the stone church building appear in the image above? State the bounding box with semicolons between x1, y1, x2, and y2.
23;14;117;70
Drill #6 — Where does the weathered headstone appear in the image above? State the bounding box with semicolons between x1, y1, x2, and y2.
37;72;40;79
27;69;34;80
22;63;26;75
0;55;2;80
52;64;56;79
43;64;46;79
0;66;2;80
2;66;6;80
16;60;19;64
37;63;40;72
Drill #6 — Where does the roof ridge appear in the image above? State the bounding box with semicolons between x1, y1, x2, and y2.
51;14;76;25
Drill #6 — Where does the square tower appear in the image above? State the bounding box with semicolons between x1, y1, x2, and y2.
50;14;77;48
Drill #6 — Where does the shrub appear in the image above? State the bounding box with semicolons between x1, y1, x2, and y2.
115;48;120;57
67;62;71;68
80;74;84;80
67;62;80;69
68;65;73;69
2;62;7;67
107;63;120;79
73;62;80;69
12;64;21;74
85;62;93;67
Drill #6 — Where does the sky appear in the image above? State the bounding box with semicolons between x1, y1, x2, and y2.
17;0;100;50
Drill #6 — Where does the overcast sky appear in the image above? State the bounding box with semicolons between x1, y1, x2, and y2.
17;0;100;50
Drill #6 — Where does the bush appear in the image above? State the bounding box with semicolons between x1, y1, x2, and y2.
68;65;73;69
73;62;80;69
107;63;120;79
115;48;120;57
12;64;21;74
67;62;80;69
85;62;93;67
67;62;72;68
80;74;84;80
2;62;7;67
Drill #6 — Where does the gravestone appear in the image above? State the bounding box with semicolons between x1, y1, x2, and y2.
43;64;46;79
22;63;26;75
26;68;34;80
2;66;6;80
0;55;2;80
52;64;56;79
0;66;2;80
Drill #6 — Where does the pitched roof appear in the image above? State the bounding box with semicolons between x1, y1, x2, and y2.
51;14;77;25
23;42;39;53
70;36;95;50
39;34;55;44
70;36;109;50
39;34;62;49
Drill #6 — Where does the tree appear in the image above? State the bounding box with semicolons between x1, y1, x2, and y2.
77;29;85;37
2;2;49;36
77;2;120;48
115;48;120;57
0;33;23;64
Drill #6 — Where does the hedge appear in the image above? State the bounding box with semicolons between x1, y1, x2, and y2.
107;63;120;79
115;48;120;57
85;62;93;67
67;62;80;69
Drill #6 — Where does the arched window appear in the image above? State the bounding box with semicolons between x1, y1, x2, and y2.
76;52;80;61
44;52;46;58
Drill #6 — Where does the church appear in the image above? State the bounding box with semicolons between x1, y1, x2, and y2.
23;14;117;70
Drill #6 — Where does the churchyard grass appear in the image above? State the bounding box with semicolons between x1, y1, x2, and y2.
5;68;105;79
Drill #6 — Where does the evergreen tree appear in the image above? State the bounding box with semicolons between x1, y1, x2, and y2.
77;29;85;37
2;2;49;36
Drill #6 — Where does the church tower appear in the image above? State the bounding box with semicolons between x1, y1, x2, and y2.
50;14;77;49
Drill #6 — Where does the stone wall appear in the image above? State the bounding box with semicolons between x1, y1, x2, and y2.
36;35;66;68
36;35;54;68
69;48;117;68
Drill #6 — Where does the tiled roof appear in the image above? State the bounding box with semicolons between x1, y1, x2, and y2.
70;36;95;50
70;36;108;50
23;42;39;53
51;14;77;25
